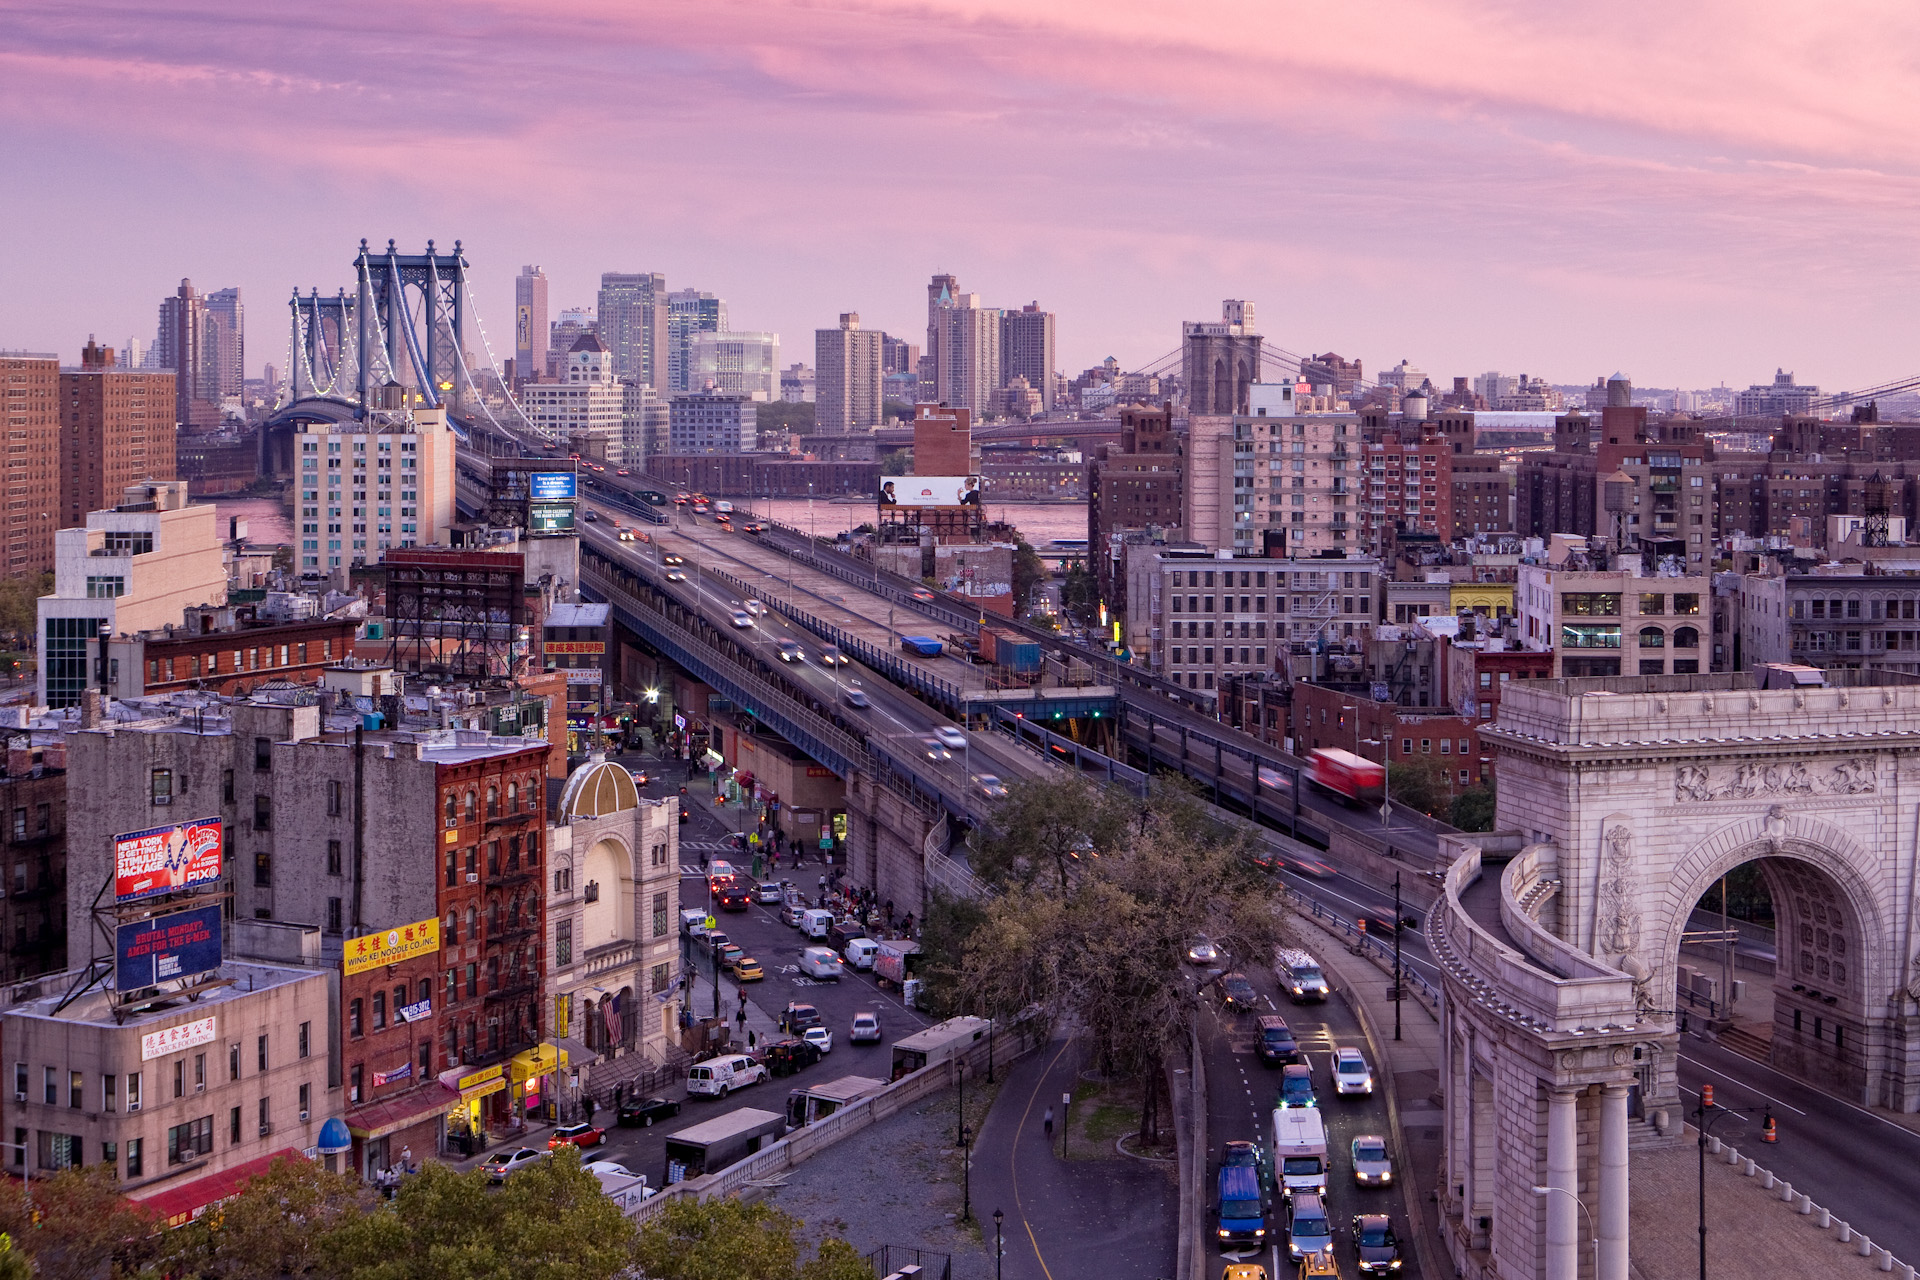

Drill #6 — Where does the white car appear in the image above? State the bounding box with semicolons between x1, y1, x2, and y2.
744;599;767;615
1351;1134;1393;1185
1333;1046;1374;1096
665;569;687;582
934;726;967;750
802;1025;834;1054
481;1147;548;1182
730;610;754;629
850;1012;881;1044
584;1159;642;1181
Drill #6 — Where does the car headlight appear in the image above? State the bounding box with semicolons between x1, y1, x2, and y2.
1254;1229;1266;1237
1217;1229;1229;1238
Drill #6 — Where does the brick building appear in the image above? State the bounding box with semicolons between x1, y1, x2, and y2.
0;353;61;577
60;340;176;529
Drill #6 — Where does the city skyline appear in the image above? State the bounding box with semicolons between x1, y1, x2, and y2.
5;2;1920;390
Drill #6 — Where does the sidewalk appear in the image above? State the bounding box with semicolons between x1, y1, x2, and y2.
1302;913;1910;1280
968;1033;1178;1280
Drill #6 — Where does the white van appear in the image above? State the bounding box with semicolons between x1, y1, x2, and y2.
801;909;834;940
844;937;880;971
680;908;710;937
800;946;844;980
685;1053;769;1098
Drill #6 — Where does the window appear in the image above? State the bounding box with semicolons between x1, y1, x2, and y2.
651;962;670;994
166;1116;213;1166
326;897;342;934
652;892;669;938
254;738;272;771
1561;593;1621;616
1562;624;1622;649
349;999;363;1038
299;1021;310;1059
253;795;271;831
40;1067;55;1105
1638;627;1666;648
259;1097;271;1136
373;992;386;1030
125;1137;142;1176
193;1054;204;1092
229;1106;241;1145
151;769;172;805
1674;627;1700;649
222;769;234;803
1638;593;1665;615
127;1072;140;1111
254;851;272;888
327;781;342;817
1673;594;1700;615
349;1065;363;1105
102;1074;116;1111
556;920;571;965
229;1043;240;1081
69;1070;82;1108
39;1132;80;1171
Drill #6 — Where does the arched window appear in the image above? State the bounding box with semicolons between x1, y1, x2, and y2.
465;904;476;939
506;782;518;813
1639;627;1665;648
464;790;476;821
444;793;456;822
444;911;457;944
486;786;499;818
1674;627;1699;649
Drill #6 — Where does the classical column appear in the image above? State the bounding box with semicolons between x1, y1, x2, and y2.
1598;1083;1630;1280
1546;1086;1579;1280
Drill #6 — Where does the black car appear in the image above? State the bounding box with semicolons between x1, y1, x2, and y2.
1256;1015;1300;1065
1217;971;1259;1013
761;1037;824;1077
1351;1213;1403;1272
718;884;750;912
616;1096;680;1128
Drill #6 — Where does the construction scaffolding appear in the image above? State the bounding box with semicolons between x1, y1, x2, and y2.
384;548;531;680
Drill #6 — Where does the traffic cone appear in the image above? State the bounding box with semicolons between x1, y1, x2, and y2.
1762;1111;1777;1143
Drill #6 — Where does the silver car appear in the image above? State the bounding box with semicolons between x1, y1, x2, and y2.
1333;1046;1374;1096
1351;1134;1393;1186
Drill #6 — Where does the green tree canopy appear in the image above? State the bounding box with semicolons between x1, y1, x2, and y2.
159;1155;363;1280
634;1197;866;1280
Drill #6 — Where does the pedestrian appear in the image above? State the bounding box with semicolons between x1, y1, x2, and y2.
818;873;827;895
400;1145;412;1171
885;898;895;928
736;1006;747;1030
903;911;914;936
585;1095;597;1122
748;1028;757;1051
1044;1106;1054;1139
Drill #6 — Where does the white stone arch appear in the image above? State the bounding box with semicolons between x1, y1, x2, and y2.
581;833;636;950
1650;806;1891;1017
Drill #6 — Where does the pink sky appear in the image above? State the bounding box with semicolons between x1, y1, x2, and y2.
5;0;1920;391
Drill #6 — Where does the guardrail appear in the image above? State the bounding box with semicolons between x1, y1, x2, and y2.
985;706;1149;796
924;815;989;900
1287;888;1443;1016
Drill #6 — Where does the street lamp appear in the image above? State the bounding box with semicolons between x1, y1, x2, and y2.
993;1208;1004;1280
1530;1184;1596;1280
1694;1085;1754;1280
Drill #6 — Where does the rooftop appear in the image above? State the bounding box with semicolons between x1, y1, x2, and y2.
6;960;319;1031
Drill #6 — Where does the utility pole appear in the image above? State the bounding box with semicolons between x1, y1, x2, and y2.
1393;871;1403;1041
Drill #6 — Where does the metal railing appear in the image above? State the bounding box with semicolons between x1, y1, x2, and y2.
1289;888;1443;1015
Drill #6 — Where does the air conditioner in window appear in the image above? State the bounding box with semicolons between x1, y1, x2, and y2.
127;1101;139;1112
446;817;457;829
195;1082;204;1093
11;1091;22;1103
153;796;171;806
259;1123;273;1137
466;873;479;883
299;1110;310;1122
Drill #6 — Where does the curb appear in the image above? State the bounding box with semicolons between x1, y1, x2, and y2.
1298;910;1451;1280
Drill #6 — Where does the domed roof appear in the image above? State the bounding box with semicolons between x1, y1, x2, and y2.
558;756;639;818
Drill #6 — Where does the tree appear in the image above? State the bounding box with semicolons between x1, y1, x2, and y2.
0;1165;162;1280
0;1234;28;1280
1449;784;1495;832
1388;755;1448;818
0;573;50;650
879;451;910;476
967;775;1133;892
1011;541;1047;618
633;1197;864;1280
159;1155;363;1280
755;401;814;435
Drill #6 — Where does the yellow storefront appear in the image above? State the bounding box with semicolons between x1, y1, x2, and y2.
509;1043;568;1123
438;1063;507;1154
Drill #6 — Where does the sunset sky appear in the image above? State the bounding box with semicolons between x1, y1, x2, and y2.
5;1;1919;390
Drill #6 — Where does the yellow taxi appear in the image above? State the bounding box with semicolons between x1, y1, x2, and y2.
1221;1264;1268;1280
733;956;765;982
1299;1247;1342;1279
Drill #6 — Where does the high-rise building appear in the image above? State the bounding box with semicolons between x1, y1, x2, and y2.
515;266;550;385
815;313;883;432
935;296;1000;415
622;382;669;463
881;334;919;377
1000;304;1056;411
1736;369;1822;418
293;406;457;572
597;273;668;389
1181;301;1262;416
546;309;596;379
667;290;725;394
205;287;244;397
669;390;757;454
687;331;778;401
0;351;60;577
925;274;959;395
523;335;624;461
60;339;176;529
154;279;228;431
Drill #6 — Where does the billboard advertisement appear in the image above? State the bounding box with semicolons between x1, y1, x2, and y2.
529;472;578;501
114;818;223;903
117;905;223;991
528;502;576;535
343;917;441;976
877;475;984;508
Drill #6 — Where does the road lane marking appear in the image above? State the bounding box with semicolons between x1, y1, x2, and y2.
1678;1052;1920;1137
1010;1035;1075;1280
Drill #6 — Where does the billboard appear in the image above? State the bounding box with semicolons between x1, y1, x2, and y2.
877;475;984;508
529;472;578;501
117;905;223;991
343;917;441;975
528;502;576;535
114;818;223;903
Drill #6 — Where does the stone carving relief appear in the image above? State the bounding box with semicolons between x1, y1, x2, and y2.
1595;823;1657;1015
1674;758;1877;803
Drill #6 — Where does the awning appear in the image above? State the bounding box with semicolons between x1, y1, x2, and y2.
508;1042;567;1084
553;1035;600;1070
438;1063;509;1101
133;1147;308;1228
347;1085;459;1140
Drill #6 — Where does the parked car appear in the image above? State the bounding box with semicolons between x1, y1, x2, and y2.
616;1096;680;1128
1351;1213;1403;1272
933;726;966;749
482;1148;547;1182
849;1012;881;1044
733;956;765;982
684;1053;768;1098
779;900;808;927
716;942;744;970
1333;1047;1374;1096
548;1122;606;1150
1350;1135;1393;1185
802;1026;833;1054
780;1002;822;1033
755;881;785;904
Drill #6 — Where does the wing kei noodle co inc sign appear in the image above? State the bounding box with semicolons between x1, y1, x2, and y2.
114;818;223;902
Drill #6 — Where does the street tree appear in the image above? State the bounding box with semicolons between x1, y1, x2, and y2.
1387;755;1448;818
159;1155;363;1279
968;774;1133;892
634;1197;866;1280
0;1164;162;1280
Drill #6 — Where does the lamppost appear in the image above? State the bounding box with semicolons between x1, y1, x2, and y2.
993;1208;1004;1280
1694;1085;1754;1280
1393;871;1404;1042
1530;1185;1597;1280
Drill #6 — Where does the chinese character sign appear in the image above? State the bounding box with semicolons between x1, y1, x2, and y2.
140;1014;217;1061
342;918;441;975
114;818;223;902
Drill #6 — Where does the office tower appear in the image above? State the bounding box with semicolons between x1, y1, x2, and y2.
205;287;244;397
1000;304;1056;411
935;296;1000;415
622;381;669;462
1181;300;1262;416
121;337;144;370
925;273;959;396
515;265;550;384
0;352;60;576
687;331;778;400
522;335;624;460
154;279;226;430
547;309;596;378
881;334;919;377
669;389;756;454
61;338;177;528
667;290;726;393
597;272;668;388
815;313;883;432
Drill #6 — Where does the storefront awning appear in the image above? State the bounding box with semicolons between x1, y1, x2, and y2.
553;1035;600;1070
348;1085;460;1140
438;1062;508;1102
134;1148;308;1228
509;1043;567;1084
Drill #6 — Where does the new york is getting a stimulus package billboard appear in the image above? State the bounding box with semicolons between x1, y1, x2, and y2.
116;904;223;989
114;818;223;902
876;475;984;508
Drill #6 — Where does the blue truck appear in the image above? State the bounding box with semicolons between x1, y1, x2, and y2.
899;635;944;658
1215;1163;1267;1251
